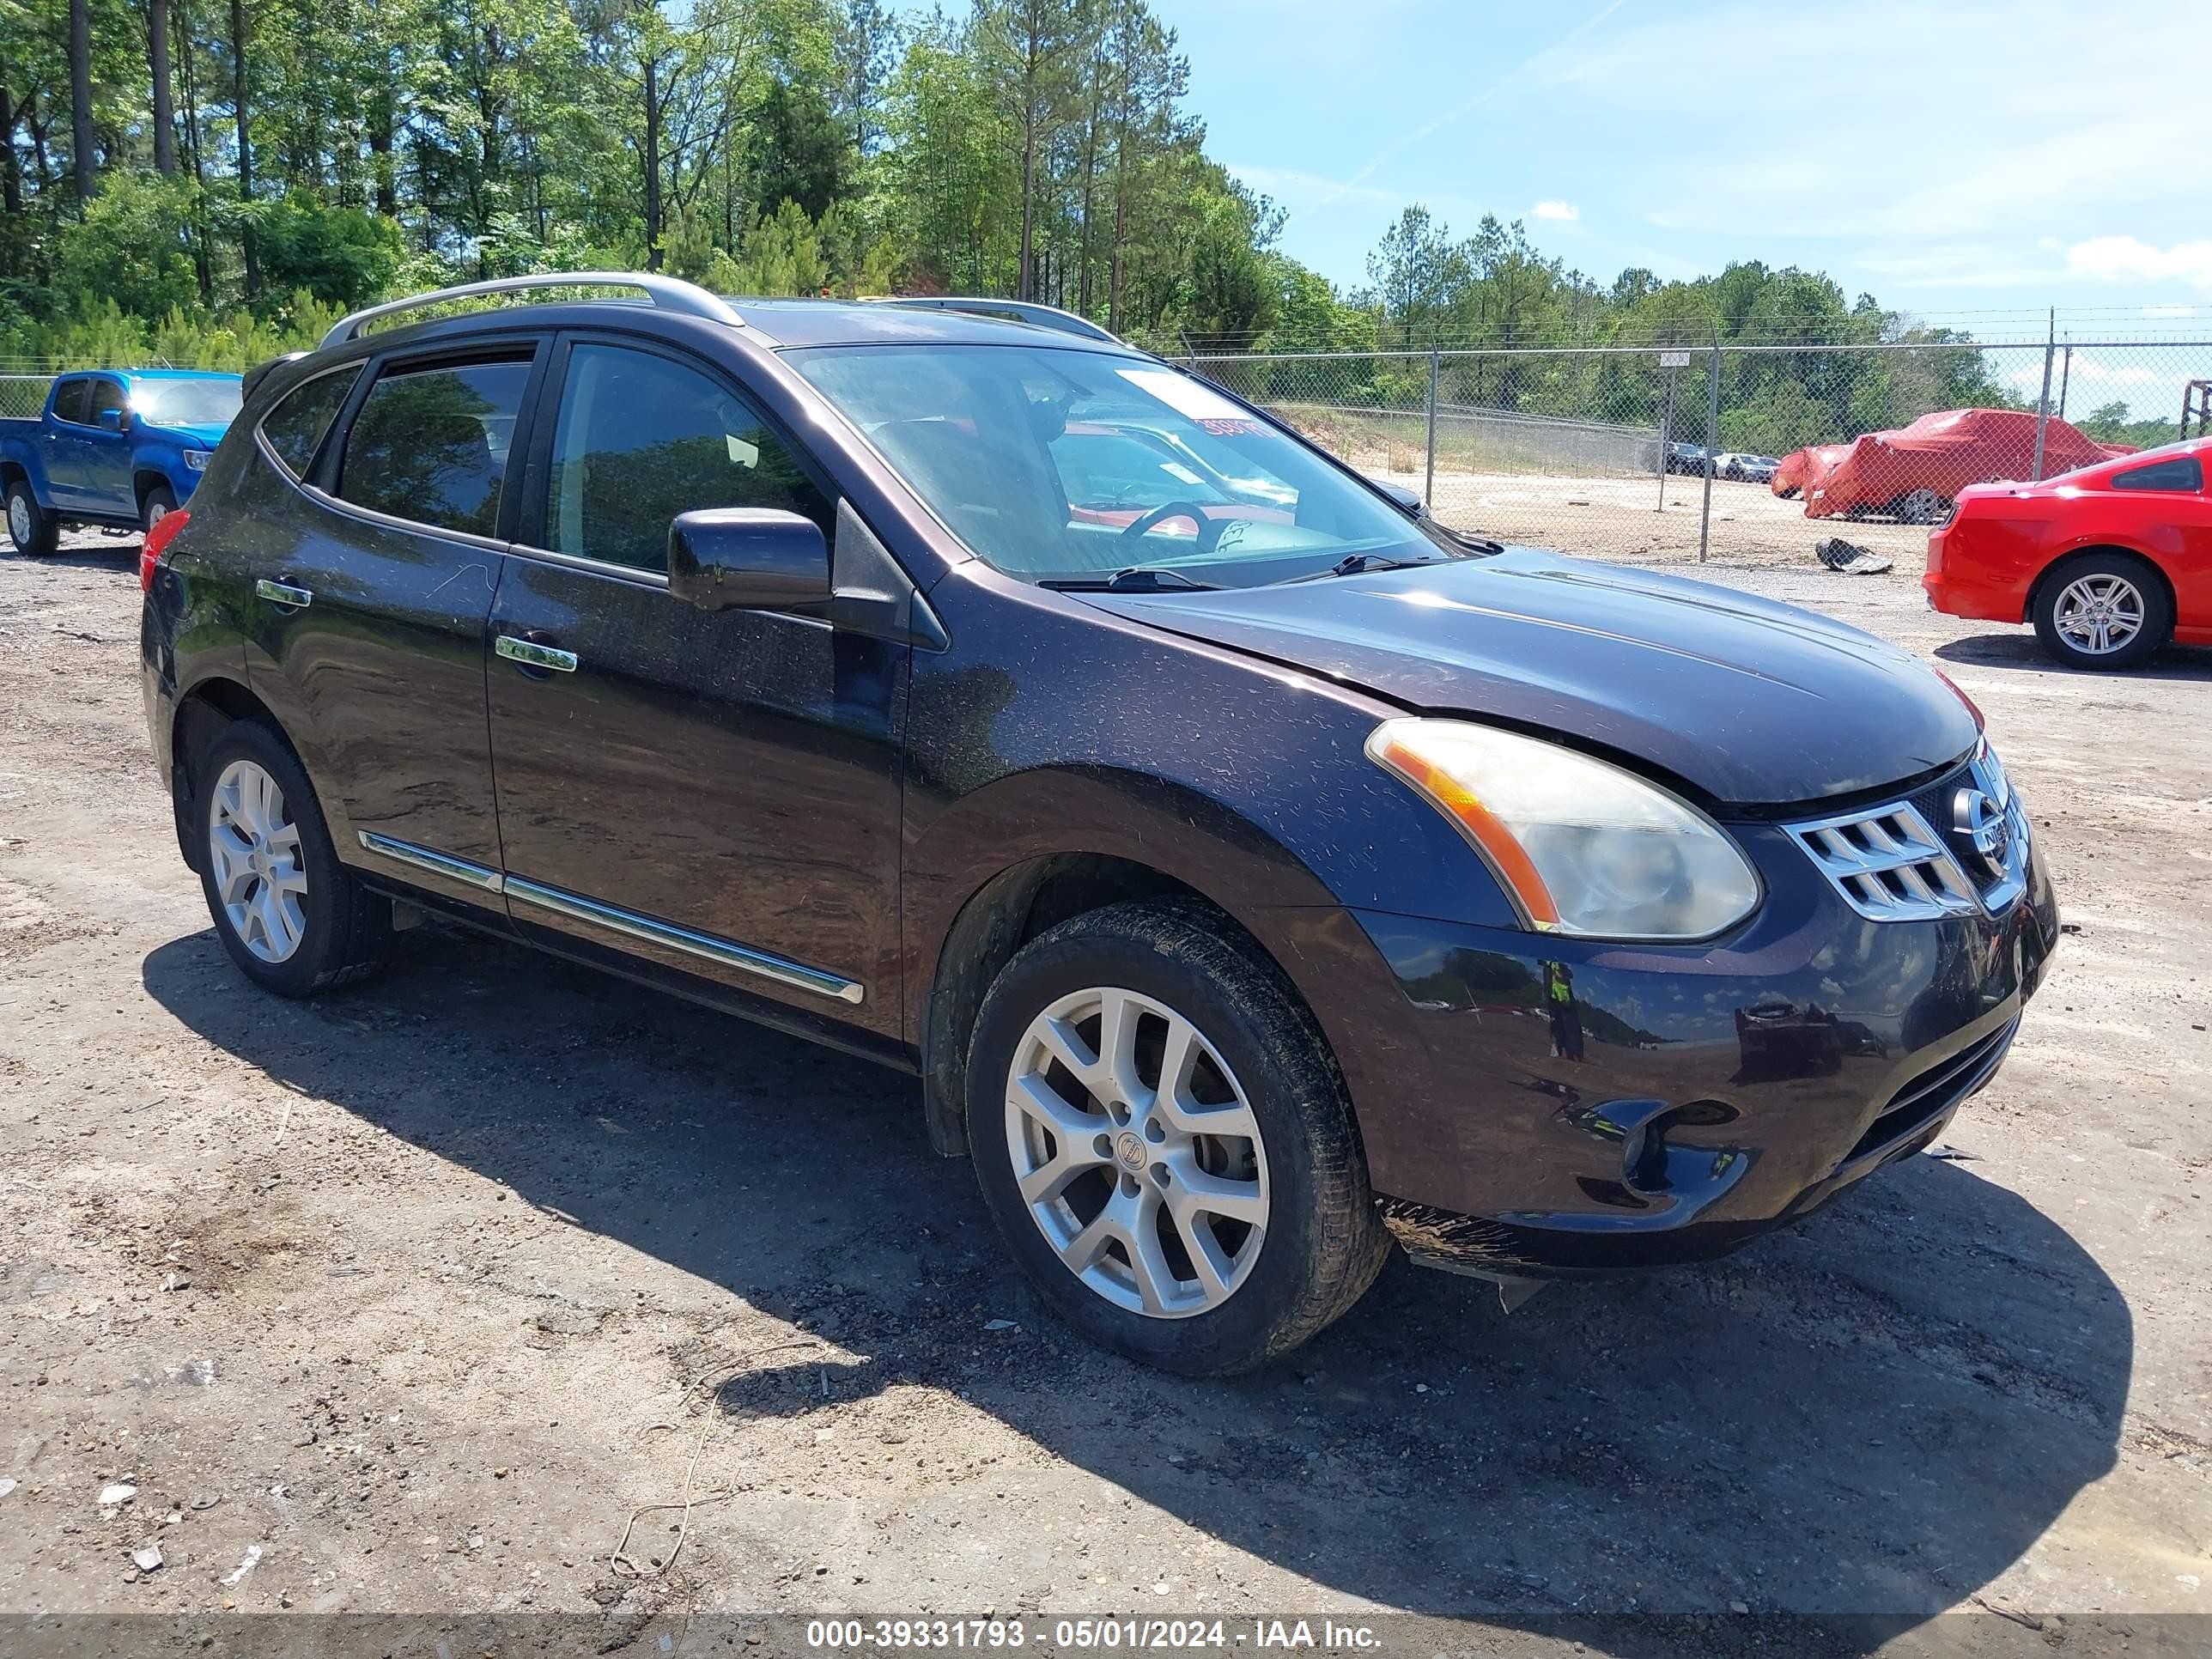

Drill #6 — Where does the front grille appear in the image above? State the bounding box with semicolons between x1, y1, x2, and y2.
1788;741;2029;922
1785;799;1979;921
1847;1018;2018;1163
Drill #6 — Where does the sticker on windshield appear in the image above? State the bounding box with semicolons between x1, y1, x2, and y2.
1115;368;1266;435
1158;461;1204;486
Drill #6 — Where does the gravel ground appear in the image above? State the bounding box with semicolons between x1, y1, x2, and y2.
1;524;2207;1656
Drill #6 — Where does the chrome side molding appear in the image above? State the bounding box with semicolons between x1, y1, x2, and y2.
356;830;503;891
349;835;865;1006
503;876;866;1005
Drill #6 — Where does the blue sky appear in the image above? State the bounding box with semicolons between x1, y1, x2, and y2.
1167;0;2212;335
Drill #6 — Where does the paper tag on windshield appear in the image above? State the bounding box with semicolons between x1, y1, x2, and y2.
1116;368;1265;434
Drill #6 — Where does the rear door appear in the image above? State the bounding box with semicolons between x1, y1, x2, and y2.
43;377;94;507
484;333;908;1037
240;342;545;906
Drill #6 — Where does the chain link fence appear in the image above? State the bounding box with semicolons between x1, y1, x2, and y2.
1185;335;2212;569
0;374;58;421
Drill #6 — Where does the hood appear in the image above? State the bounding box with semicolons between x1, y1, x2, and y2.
142;420;231;448
1085;549;1978;807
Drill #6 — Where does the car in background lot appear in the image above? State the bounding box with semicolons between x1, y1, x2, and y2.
1802;408;2132;525
141;272;2056;1375
1664;441;1709;476
1;368;243;554
1716;452;1780;484
1925;436;2211;669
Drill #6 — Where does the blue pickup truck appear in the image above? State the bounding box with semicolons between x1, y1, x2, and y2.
2;368;242;555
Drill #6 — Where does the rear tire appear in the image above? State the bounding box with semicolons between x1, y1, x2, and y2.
966;900;1392;1376
142;483;177;532
2032;552;2172;671
192;719;393;996
5;478;58;556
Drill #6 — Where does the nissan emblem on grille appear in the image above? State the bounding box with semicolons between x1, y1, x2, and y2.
1787;739;2027;923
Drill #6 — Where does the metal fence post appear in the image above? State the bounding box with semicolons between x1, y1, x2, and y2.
2031;307;2055;482
1697;334;1721;563
1656;365;1678;511
1425;346;1440;512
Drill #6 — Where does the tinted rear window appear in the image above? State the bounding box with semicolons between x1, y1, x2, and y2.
52;380;90;425
261;368;362;480
337;359;532;538
2111;455;2203;492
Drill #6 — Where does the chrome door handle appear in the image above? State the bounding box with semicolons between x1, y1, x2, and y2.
495;634;579;674
256;579;313;609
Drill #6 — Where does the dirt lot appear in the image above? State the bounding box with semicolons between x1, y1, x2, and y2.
2;522;2208;1655
1409;464;1933;569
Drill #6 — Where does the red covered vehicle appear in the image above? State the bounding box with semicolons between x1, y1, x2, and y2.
1797;409;2131;524
1923;438;2212;669
1770;443;1845;501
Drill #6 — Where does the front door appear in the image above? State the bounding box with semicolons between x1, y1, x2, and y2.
485;336;908;1038
241;344;543;904
79;376;134;510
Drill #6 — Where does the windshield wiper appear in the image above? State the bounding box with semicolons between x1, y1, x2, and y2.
1279;552;1439;584
1038;566;1218;592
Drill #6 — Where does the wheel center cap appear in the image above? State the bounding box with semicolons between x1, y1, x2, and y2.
1114;1130;1148;1173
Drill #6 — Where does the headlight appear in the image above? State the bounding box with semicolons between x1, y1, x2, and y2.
1365;718;1762;941
184;450;212;471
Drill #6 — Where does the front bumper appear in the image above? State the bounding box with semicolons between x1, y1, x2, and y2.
1285;810;2059;1278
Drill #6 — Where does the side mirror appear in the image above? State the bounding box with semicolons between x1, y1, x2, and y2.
1370;478;1421;516
99;407;125;432
668;507;830;612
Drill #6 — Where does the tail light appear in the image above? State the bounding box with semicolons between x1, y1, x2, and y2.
140;509;190;592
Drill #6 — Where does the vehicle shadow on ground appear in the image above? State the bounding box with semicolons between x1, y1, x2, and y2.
1936;631;2212;680
143;924;2128;1650
6;538;143;571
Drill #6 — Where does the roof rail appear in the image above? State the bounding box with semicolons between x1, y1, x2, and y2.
321;271;744;350
862;295;1121;345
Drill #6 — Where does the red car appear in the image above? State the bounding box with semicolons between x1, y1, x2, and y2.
1802;409;2130;524
1923;437;2212;668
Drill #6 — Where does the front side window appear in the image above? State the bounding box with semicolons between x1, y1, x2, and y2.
787;343;1449;586
86;379;128;424
131;377;243;428
261;368;362;480
52;379;91;426
544;343;831;573
337;357;532;538
2110;455;2204;492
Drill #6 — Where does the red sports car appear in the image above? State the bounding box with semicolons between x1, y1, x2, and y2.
1802;409;2131;524
1923;437;2212;668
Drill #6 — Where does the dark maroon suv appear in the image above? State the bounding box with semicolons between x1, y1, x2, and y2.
139;274;2058;1375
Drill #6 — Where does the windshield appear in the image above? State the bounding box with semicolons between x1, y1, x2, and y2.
131;378;242;427
787;343;1450;586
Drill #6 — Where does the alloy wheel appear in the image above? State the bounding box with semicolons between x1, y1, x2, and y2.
7;492;29;547
2053;573;2144;657
1004;987;1270;1318
208;758;309;963
1898;487;1946;524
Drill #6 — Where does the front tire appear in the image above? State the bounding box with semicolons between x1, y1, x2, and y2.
193;719;393;996
142;483;177;532
2033;553;2172;671
6;478;58;556
966;901;1391;1376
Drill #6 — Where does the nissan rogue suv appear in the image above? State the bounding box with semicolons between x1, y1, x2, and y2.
139;274;2058;1375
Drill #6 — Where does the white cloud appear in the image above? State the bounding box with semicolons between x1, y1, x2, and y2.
1533;201;1579;222
2067;236;2212;294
